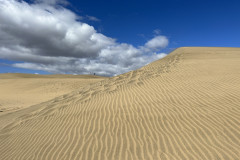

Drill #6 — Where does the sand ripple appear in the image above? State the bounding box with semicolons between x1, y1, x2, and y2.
0;47;240;159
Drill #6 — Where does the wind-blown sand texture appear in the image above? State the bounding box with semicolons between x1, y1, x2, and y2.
0;74;106;111
0;47;240;160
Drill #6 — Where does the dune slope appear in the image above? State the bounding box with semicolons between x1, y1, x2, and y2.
0;47;240;160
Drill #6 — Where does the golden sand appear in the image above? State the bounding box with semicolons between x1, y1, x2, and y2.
0;74;106;112
0;47;240;159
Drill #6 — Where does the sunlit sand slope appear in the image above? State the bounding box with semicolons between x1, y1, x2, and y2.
0;47;240;160
0;74;106;111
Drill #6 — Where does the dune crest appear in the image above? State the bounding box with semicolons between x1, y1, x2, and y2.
0;47;240;159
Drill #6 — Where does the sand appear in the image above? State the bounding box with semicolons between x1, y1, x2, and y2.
0;47;240;159
0;74;106;112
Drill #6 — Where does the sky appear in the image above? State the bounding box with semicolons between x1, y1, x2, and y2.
0;0;240;76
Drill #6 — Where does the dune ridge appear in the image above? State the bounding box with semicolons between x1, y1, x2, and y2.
0;47;240;159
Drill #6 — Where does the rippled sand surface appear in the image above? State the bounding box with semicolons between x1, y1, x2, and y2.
0;47;240;160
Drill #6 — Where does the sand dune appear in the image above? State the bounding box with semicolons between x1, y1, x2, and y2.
0;47;240;159
0;74;106;111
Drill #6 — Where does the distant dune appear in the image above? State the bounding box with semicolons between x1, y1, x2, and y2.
0;73;105;79
0;47;240;159
0;74;106;111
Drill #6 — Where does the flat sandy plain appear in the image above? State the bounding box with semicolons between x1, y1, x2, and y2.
0;47;240;160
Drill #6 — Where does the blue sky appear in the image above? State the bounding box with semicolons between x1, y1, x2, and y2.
0;0;239;75
75;0;240;47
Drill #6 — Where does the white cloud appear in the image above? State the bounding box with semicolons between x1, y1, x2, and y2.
153;29;161;35
0;0;168;76
86;15;100;22
145;36;169;50
34;0;69;5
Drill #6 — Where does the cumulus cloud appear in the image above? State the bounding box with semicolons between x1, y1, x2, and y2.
0;0;168;76
145;36;168;50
